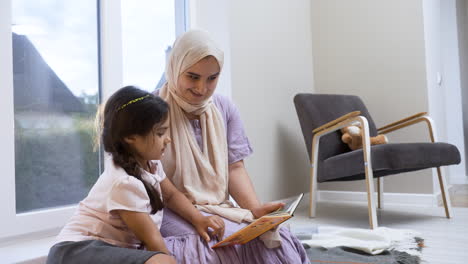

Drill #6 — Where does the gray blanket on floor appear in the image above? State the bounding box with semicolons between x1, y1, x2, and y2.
305;244;422;264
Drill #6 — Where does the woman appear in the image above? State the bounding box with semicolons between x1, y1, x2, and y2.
156;29;309;263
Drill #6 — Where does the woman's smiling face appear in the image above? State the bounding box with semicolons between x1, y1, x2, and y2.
176;56;220;104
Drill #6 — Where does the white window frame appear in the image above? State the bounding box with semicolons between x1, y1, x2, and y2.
175;0;188;37
0;0;187;242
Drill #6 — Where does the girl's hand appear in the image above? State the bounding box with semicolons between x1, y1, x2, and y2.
251;202;285;219
147;254;177;264
193;215;225;242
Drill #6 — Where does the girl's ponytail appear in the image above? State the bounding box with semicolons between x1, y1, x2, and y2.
112;147;164;214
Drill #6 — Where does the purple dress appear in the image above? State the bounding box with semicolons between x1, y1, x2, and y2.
158;93;309;263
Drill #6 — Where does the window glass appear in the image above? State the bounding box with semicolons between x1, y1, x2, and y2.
12;0;100;213
122;0;177;91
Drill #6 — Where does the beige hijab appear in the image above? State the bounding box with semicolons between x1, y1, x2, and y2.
158;30;252;223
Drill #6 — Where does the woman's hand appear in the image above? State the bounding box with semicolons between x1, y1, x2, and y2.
193;215;225;242
251;202;285;219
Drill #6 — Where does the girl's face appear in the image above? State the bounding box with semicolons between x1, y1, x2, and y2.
176;56;220;104
125;118;171;165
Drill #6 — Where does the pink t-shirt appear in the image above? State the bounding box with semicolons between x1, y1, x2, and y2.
56;156;166;249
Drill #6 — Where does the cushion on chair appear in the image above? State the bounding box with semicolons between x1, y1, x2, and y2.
294;94;379;162
320;142;461;182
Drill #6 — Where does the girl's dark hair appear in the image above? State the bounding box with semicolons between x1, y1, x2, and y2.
101;86;169;214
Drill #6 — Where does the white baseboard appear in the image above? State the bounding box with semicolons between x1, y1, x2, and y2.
311;190;439;207
449;174;468;184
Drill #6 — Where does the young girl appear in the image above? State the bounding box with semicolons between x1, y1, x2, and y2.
47;86;225;264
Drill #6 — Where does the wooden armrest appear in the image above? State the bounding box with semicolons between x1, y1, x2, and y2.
377;112;427;132
312;111;361;134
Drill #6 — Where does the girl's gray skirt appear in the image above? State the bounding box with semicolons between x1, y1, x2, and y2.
46;240;163;264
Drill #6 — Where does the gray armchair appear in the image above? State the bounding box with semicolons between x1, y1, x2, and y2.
293;94;461;229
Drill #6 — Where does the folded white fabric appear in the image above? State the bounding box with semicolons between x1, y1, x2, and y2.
301;226;422;256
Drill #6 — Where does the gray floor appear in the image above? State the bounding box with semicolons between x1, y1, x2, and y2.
439;184;468;207
289;200;468;264
3;188;467;263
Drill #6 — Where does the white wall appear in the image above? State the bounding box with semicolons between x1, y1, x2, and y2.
457;0;468;177
465;0;468;176
229;0;315;201
191;0;315;201
441;0;467;184
311;0;435;194
188;0;232;97
423;0;448;194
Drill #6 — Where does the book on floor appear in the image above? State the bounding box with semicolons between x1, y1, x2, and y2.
212;193;304;248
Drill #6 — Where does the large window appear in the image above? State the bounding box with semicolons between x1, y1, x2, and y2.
12;0;100;214
122;0;186;91
0;0;187;240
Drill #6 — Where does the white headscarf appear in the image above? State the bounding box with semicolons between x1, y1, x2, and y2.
158;30;252;223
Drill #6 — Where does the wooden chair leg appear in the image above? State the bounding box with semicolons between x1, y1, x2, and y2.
377;177;384;209
423;117;452;218
360;117;378;229
309;135;319;218
437;167;452;218
364;166;378;229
